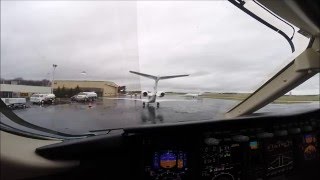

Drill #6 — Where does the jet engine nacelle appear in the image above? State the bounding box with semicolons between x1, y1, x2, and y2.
157;91;165;97
142;91;148;97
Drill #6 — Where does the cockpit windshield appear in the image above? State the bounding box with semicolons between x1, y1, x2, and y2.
0;1;318;138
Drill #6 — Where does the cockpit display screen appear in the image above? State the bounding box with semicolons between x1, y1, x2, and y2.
160;151;176;169
302;134;318;160
152;150;187;170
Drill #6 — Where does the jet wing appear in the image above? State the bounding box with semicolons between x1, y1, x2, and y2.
106;97;149;102
156;99;192;102
129;71;157;80
106;98;193;103
159;74;189;80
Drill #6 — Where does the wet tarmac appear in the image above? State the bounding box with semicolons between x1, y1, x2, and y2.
1;95;319;135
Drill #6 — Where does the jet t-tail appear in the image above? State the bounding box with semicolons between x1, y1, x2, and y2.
108;71;189;107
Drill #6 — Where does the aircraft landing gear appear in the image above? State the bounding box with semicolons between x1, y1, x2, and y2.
143;102;145;108
157;102;160;108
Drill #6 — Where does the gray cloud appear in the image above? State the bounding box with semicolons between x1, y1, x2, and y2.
1;1;318;94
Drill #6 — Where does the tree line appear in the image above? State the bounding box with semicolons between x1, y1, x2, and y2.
1;78;51;86
54;86;81;98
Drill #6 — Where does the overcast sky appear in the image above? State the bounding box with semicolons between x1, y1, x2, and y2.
1;1;319;94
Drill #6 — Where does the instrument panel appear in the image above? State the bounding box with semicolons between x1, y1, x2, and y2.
141;117;320;180
34;109;320;180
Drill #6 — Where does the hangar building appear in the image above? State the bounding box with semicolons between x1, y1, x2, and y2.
53;80;118;97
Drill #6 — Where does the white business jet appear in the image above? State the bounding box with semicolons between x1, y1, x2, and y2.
108;71;189;107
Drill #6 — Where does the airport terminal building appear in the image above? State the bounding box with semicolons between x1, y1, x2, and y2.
53;80;118;97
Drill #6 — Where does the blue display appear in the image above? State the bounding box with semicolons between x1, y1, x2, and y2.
160;151;176;161
152;150;187;169
160;151;176;168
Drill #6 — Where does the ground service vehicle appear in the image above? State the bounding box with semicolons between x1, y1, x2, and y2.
0;98;27;109
30;94;56;104
73;92;97;102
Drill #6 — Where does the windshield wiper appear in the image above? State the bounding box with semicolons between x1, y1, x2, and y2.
0;121;62;140
228;0;295;52
89;128;124;135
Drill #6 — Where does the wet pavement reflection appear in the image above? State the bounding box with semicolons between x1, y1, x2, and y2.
141;106;164;124
1;95;319;135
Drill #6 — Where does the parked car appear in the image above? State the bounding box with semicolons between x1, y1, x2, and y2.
70;95;77;101
73;92;97;102
30;93;55;104
1;98;27;109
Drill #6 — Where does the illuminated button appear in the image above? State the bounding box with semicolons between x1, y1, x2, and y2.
257;132;274;139
288;128;301;134
204;138;220;145
274;130;288;136
232;135;249;142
